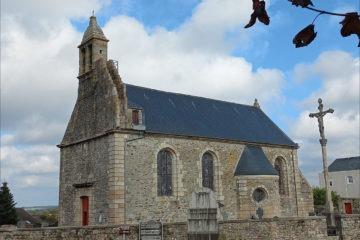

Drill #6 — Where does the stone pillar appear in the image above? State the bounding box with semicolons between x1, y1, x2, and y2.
107;133;126;224
320;139;335;226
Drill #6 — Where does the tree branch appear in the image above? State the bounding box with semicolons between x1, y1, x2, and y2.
305;6;354;17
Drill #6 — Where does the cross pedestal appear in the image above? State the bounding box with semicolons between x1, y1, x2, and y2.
309;98;335;227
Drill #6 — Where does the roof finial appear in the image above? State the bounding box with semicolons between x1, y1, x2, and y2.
92;10;95;17
253;98;260;108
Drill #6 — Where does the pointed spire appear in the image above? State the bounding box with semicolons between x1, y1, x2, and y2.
253;98;260;108
81;15;108;45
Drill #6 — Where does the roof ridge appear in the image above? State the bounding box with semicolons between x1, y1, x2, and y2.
125;83;256;108
336;156;360;160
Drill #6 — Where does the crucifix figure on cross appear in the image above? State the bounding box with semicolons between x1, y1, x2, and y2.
309;98;335;226
309;98;334;143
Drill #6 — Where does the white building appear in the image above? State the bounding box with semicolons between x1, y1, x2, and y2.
319;156;360;214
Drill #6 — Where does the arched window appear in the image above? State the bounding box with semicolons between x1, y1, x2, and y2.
274;158;286;195
202;152;214;190
157;149;172;196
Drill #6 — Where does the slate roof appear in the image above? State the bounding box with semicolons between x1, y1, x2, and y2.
329;156;360;172
126;84;297;147
234;145;277;176
16;208;42;227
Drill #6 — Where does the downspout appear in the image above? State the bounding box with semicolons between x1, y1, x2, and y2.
292;149;299;216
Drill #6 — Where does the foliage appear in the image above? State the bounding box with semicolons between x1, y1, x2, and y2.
28;208;59;226
313;187;340;209
244;0;270;28
245;0;360;47
0;182;18;225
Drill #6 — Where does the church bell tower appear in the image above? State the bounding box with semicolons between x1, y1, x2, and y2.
78;15;109;76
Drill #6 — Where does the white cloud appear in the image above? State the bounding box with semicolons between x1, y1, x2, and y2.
1;0;286;205
1;144;59;176
0;0;109;195
291;51;360;185
105;1;284;104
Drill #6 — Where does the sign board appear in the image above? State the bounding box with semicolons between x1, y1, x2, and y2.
118;225;130;234
139;220;162;240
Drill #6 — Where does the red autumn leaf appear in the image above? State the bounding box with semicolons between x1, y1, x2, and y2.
340;12;360;47
288;0;314;8
293;24;317;48
244;0;270;28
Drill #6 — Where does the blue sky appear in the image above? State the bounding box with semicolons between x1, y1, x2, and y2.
1;0;359;207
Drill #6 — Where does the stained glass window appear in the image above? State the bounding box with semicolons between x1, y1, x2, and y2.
157;150;172;196
202;152;214;190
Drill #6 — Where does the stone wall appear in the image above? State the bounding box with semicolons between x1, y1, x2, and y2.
219;217;329;240
59;136;111;226
337;214;360;240
0;225;139;240
3;217;352;240
59;132;127;226
61;59;123;145
124;134;314;223
236;175;280;219
339;199;360;214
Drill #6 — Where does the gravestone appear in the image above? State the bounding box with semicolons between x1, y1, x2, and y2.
188;188;219;240
139;220;162;240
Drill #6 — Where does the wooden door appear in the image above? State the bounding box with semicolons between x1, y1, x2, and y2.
344;202;352;214
81;196;89;226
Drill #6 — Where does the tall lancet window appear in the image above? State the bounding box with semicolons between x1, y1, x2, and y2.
202;152;214;190
157;149;172;196
274;158;286;195
88;44;93;69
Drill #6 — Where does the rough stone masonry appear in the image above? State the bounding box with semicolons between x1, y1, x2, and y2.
58;15;314;227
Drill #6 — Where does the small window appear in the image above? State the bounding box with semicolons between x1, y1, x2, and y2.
81;48;86;72
88;44;93;68
253;188;267;203
132;110;139;125
347;176;353;184
100;50;103;54
329;181;333;186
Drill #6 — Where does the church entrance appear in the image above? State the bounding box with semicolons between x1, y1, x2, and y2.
81;196;89;226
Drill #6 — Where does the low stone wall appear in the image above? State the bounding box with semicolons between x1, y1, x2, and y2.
2;216;359;240
219;216;329;240
0;225;139;240
337;214;360;240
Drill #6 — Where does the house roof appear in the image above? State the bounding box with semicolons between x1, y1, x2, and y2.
329;156;360;172
15;208;41;226
234;145;278;176
126;84;297;147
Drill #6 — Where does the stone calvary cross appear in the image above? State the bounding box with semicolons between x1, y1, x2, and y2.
309;98;334;226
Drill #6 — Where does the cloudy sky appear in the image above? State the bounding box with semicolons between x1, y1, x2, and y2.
1;0;359;207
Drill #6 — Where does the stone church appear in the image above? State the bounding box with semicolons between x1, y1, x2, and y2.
58;15;314;226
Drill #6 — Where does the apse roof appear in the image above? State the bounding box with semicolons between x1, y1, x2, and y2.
234;145;277;176
126;84;297;147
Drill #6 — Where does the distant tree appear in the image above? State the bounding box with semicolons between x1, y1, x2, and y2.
0;182;18;225
38;209;59;226
313;187;339;209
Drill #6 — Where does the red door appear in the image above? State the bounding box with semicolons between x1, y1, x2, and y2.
81;196;89;226
344;203;352;214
